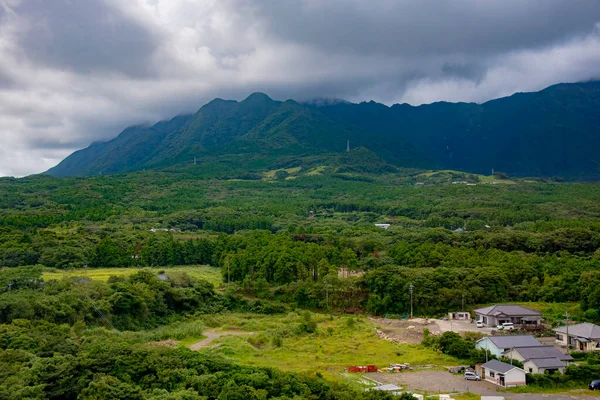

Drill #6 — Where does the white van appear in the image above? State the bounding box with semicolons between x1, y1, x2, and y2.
497;322;515;331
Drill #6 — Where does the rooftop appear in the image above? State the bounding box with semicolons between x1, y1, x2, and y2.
480;335;543;349
156;273;170;281
528;357;567;369
553;322;600;339
475;305;541;317
372;384;402;392
482;359;523;374
510;345;573;361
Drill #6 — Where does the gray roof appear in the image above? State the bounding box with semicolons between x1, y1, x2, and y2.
510;346;573;362
482;360;522;374
553;323;600;340
481;335;543;349
372;384;402;391
475;305;541;317
528;358;566;369
156;273;170;281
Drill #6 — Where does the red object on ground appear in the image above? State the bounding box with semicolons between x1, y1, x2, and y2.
348;365;377;373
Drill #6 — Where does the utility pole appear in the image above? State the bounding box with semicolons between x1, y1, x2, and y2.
227;259;230;283
462;293;465;311
565;312;570;351
510;346;514;365
409;283;414;319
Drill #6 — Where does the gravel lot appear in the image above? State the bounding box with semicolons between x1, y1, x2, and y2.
371;370;599;399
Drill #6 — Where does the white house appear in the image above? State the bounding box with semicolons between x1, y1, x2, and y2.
553;322;600;352
476;335;543;358
474;305;542;328
480;360;527;387
503;345;573;374
374;224;391;230
522;358;566;375
448;311;470;320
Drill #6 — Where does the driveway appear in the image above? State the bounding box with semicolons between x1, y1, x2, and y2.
433;319;495;334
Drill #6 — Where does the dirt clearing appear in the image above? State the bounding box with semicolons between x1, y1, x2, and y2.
189;330;254;350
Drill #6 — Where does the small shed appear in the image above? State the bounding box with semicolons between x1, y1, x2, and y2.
371;384;402;395
480;360;526;388
448;312;470;321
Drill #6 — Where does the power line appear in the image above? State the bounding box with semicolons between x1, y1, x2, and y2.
86;295;116;330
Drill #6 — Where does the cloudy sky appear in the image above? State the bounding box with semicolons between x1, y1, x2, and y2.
1;0;600;177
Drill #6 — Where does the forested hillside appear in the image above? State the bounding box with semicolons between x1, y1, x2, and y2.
3;170;600;318
47;81;600;179
4;166;600;397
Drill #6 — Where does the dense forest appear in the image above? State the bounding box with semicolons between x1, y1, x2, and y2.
2;166;600;397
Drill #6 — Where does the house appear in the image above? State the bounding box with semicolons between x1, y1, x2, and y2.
448;311;470;320
503;346;574;374
474;305;542;328
476;335;543;358
553;322;600;352
375;224;391;230
479;360;527;387
156;273;170;281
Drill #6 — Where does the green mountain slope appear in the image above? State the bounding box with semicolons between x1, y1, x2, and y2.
47;82;600;179
47;93;426;177
317;81;600;179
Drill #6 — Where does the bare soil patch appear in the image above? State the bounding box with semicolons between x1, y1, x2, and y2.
369;317;439;344
189;330;254;350
148;340;180;348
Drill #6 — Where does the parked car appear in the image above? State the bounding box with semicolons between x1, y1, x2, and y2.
589;380;600;390
464;371;481;381
497;322;515;331
476;321;484;328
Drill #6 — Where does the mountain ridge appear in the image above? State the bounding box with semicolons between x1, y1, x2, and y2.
46;81;600;179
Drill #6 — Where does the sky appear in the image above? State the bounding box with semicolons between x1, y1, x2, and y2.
1;0;600;177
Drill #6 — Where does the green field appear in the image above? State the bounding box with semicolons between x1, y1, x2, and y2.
417;169;516;184
42;265;223;286
183;313;462;380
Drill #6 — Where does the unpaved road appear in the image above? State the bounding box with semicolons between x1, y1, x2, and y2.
372;370;598;399
189;330;253;350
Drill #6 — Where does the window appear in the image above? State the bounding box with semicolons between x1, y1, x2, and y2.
490;371;495;378
556;334;563;340
529;368;533;373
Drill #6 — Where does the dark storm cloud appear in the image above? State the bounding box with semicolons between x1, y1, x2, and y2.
13;0;159;77
1;0;600;177
257;0;600;56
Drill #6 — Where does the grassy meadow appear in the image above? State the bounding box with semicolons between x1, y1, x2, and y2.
42;265;223;286
185;313;462;380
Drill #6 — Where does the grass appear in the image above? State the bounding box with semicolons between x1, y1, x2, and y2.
306;166;327;176
502;385;600;395
263;167;302;179
418;169;516;184
42;265;223;286
176;313;464;380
